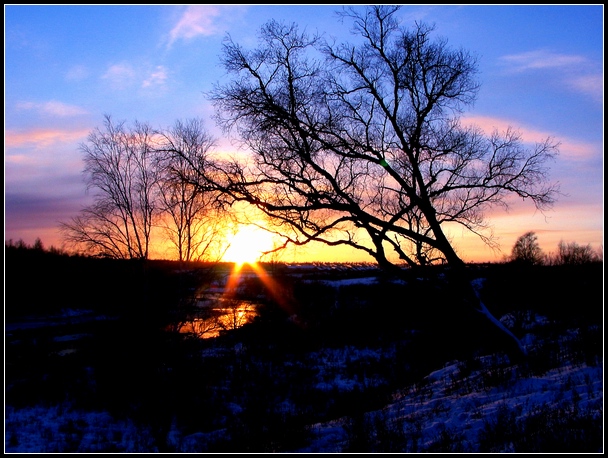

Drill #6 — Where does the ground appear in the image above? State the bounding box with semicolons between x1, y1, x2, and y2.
4;258;604;452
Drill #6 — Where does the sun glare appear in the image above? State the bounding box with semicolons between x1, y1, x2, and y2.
223;225;276;265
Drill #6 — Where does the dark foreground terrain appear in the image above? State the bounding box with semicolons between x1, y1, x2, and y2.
4;247;604;452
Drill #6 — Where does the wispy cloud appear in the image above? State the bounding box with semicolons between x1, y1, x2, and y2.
461;115;599;161
16;100;88;117
167;5;243;48
142;65;168;88
499;49;587;73
101;63;170;91
101;63;137;89
566;74;603;104
5;128;90;149
498;49;602;104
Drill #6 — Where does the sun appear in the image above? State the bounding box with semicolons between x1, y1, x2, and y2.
222;225;276;265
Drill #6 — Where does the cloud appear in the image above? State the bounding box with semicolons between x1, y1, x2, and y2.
167;5;241;47
498;49;602;104
565;74;603;104
142;65;168;88
65;65;90;81
101;63;137;89
16;100;88;117
101;63;170;91
5;127;90;149
484;199;604;239
460;115;598;161
499;49;587;73
5;189;92;238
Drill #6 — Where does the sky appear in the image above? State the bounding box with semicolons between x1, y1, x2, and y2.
4;4;604;264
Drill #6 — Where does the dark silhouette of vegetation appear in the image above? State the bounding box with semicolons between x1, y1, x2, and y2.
4;244;602;452
154;118;227;262
510;231;544;265
147;4;561;355
60;115;226;262
60;115;159;260
196;5;560;269
4;239;213;321
553;240;601;265
509;231;602;266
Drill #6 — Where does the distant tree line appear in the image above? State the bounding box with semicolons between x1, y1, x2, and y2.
7;232;601;267
5;237;67;255
509;231;602;266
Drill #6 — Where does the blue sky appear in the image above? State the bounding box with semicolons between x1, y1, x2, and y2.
4;5;604;263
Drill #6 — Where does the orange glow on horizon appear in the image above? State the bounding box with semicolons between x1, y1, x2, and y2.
13;200;602;266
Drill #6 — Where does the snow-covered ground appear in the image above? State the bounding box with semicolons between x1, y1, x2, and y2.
5;347;602;452
299;351;603;452
5;270;604;453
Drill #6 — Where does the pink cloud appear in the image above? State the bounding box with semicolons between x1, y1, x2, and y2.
566;74;603;104
168;5;222;46
460;115;598;161
65;65;90;81
5;128;89;149
499;49;602;103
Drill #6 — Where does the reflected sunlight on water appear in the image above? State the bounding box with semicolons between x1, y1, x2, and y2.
174;299;259;339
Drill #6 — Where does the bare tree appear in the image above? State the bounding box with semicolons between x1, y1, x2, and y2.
511;231;544;265
204;6;559;270
154;119;226;262
554;240;598;265
61;115;159;259
176;5;566;356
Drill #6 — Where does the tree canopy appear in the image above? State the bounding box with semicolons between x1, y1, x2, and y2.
199;5;559;269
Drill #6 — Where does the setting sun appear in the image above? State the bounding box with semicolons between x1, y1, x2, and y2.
222;225;276;265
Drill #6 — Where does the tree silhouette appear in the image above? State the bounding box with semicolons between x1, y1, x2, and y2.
555;240;598;265
511;231;544;265
61;116;228;262
154;118;226;262
200;5;560;269
61;115;159;259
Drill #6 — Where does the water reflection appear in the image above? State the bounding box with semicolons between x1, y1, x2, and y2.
168;261;280;339
172;298;258;339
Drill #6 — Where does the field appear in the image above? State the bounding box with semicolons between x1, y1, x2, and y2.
4;247;604;452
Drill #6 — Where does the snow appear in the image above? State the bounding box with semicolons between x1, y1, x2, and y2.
5;270;603;453
6;341;602;452
300;358;603;452
5;406;160;453
319;276;380;288
470;277;529;355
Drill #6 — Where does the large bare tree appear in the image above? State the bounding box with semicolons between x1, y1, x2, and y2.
61;115;159;259
204;6;559;270
184;5;564;355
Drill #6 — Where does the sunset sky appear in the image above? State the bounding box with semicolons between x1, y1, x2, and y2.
4;5;603;264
